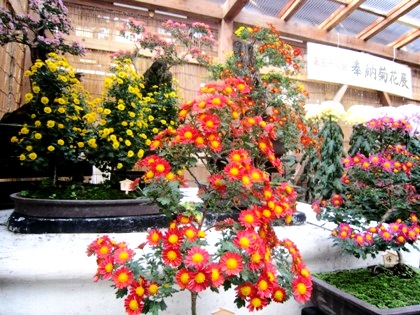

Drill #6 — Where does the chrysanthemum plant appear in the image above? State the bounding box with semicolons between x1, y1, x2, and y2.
301;101;347;202
90;18;216;179
10;52;95;185
87;24;313;314
117;18;215;68
0;0;85;63
312;115;419;263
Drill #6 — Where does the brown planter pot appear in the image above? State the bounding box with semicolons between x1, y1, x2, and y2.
310;277;420;315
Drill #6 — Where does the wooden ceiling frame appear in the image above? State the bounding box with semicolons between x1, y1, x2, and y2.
277;0;307;22
63;0;420;66
318;0;366;32
356;0;419;41
388;28;420;50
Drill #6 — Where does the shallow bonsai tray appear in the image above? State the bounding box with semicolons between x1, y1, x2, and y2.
310;277;420;315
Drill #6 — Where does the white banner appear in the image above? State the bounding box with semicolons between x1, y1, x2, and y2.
306;43;412;98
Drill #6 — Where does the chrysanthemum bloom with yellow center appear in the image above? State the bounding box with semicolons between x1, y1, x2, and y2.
112;267;133;289
185;247;210;268
220;252;243;276
175;268;190;289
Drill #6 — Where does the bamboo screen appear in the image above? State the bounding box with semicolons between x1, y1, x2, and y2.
0;0;26;120
65;3;217;101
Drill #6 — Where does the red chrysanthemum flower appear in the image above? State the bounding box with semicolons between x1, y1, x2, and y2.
207;133;222;152
184;247;210;269
130;278;147;299
224;163;243;180
208;174;227;194
292;276;312;303
183;225;198;242
233;229;257;253
209;263;225;288
113;266;134;289
247;293;268;311
228;149;251;164
147;229;162;246
380;229;393;241
97;256;115;279
113;247;134;265
177;125;200;144
175;268;190;289
353;233;365;246
238;208;261;228
256;276;273;298
272;286;287;303
220;252;243;276
163;228;183;248
236;282;254;300
187;268;211;292
162;247;182;267
124;294;143;315
199;113;220;133
151;158;171;178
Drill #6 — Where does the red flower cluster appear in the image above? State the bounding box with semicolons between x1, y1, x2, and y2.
87;209;312;314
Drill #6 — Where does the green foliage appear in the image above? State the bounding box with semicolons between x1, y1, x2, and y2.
314;117;345;199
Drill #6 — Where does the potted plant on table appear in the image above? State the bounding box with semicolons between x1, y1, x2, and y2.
87;23;314;314
309;110;420;315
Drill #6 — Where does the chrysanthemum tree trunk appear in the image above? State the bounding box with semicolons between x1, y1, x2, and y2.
191;292;197;315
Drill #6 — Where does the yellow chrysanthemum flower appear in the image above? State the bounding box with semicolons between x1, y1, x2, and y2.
41;97;49;105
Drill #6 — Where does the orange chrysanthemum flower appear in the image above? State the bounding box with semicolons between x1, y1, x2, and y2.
97;256;115;279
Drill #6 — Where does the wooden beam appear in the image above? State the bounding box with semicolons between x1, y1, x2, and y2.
356;0;418;41
277;0;306;22
222;0;250;22
378;91;392;106
387;28;420;50
219;19;234;61
319;0;365;32
333;85;348;102
235;10;420;66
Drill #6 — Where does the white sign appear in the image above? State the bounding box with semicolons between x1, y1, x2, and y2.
307;43;412;98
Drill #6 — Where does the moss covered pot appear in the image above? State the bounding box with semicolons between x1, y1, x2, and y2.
310;267;420;315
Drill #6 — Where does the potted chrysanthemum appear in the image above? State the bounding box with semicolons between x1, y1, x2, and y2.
309;106;420;315
87;23;314;314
